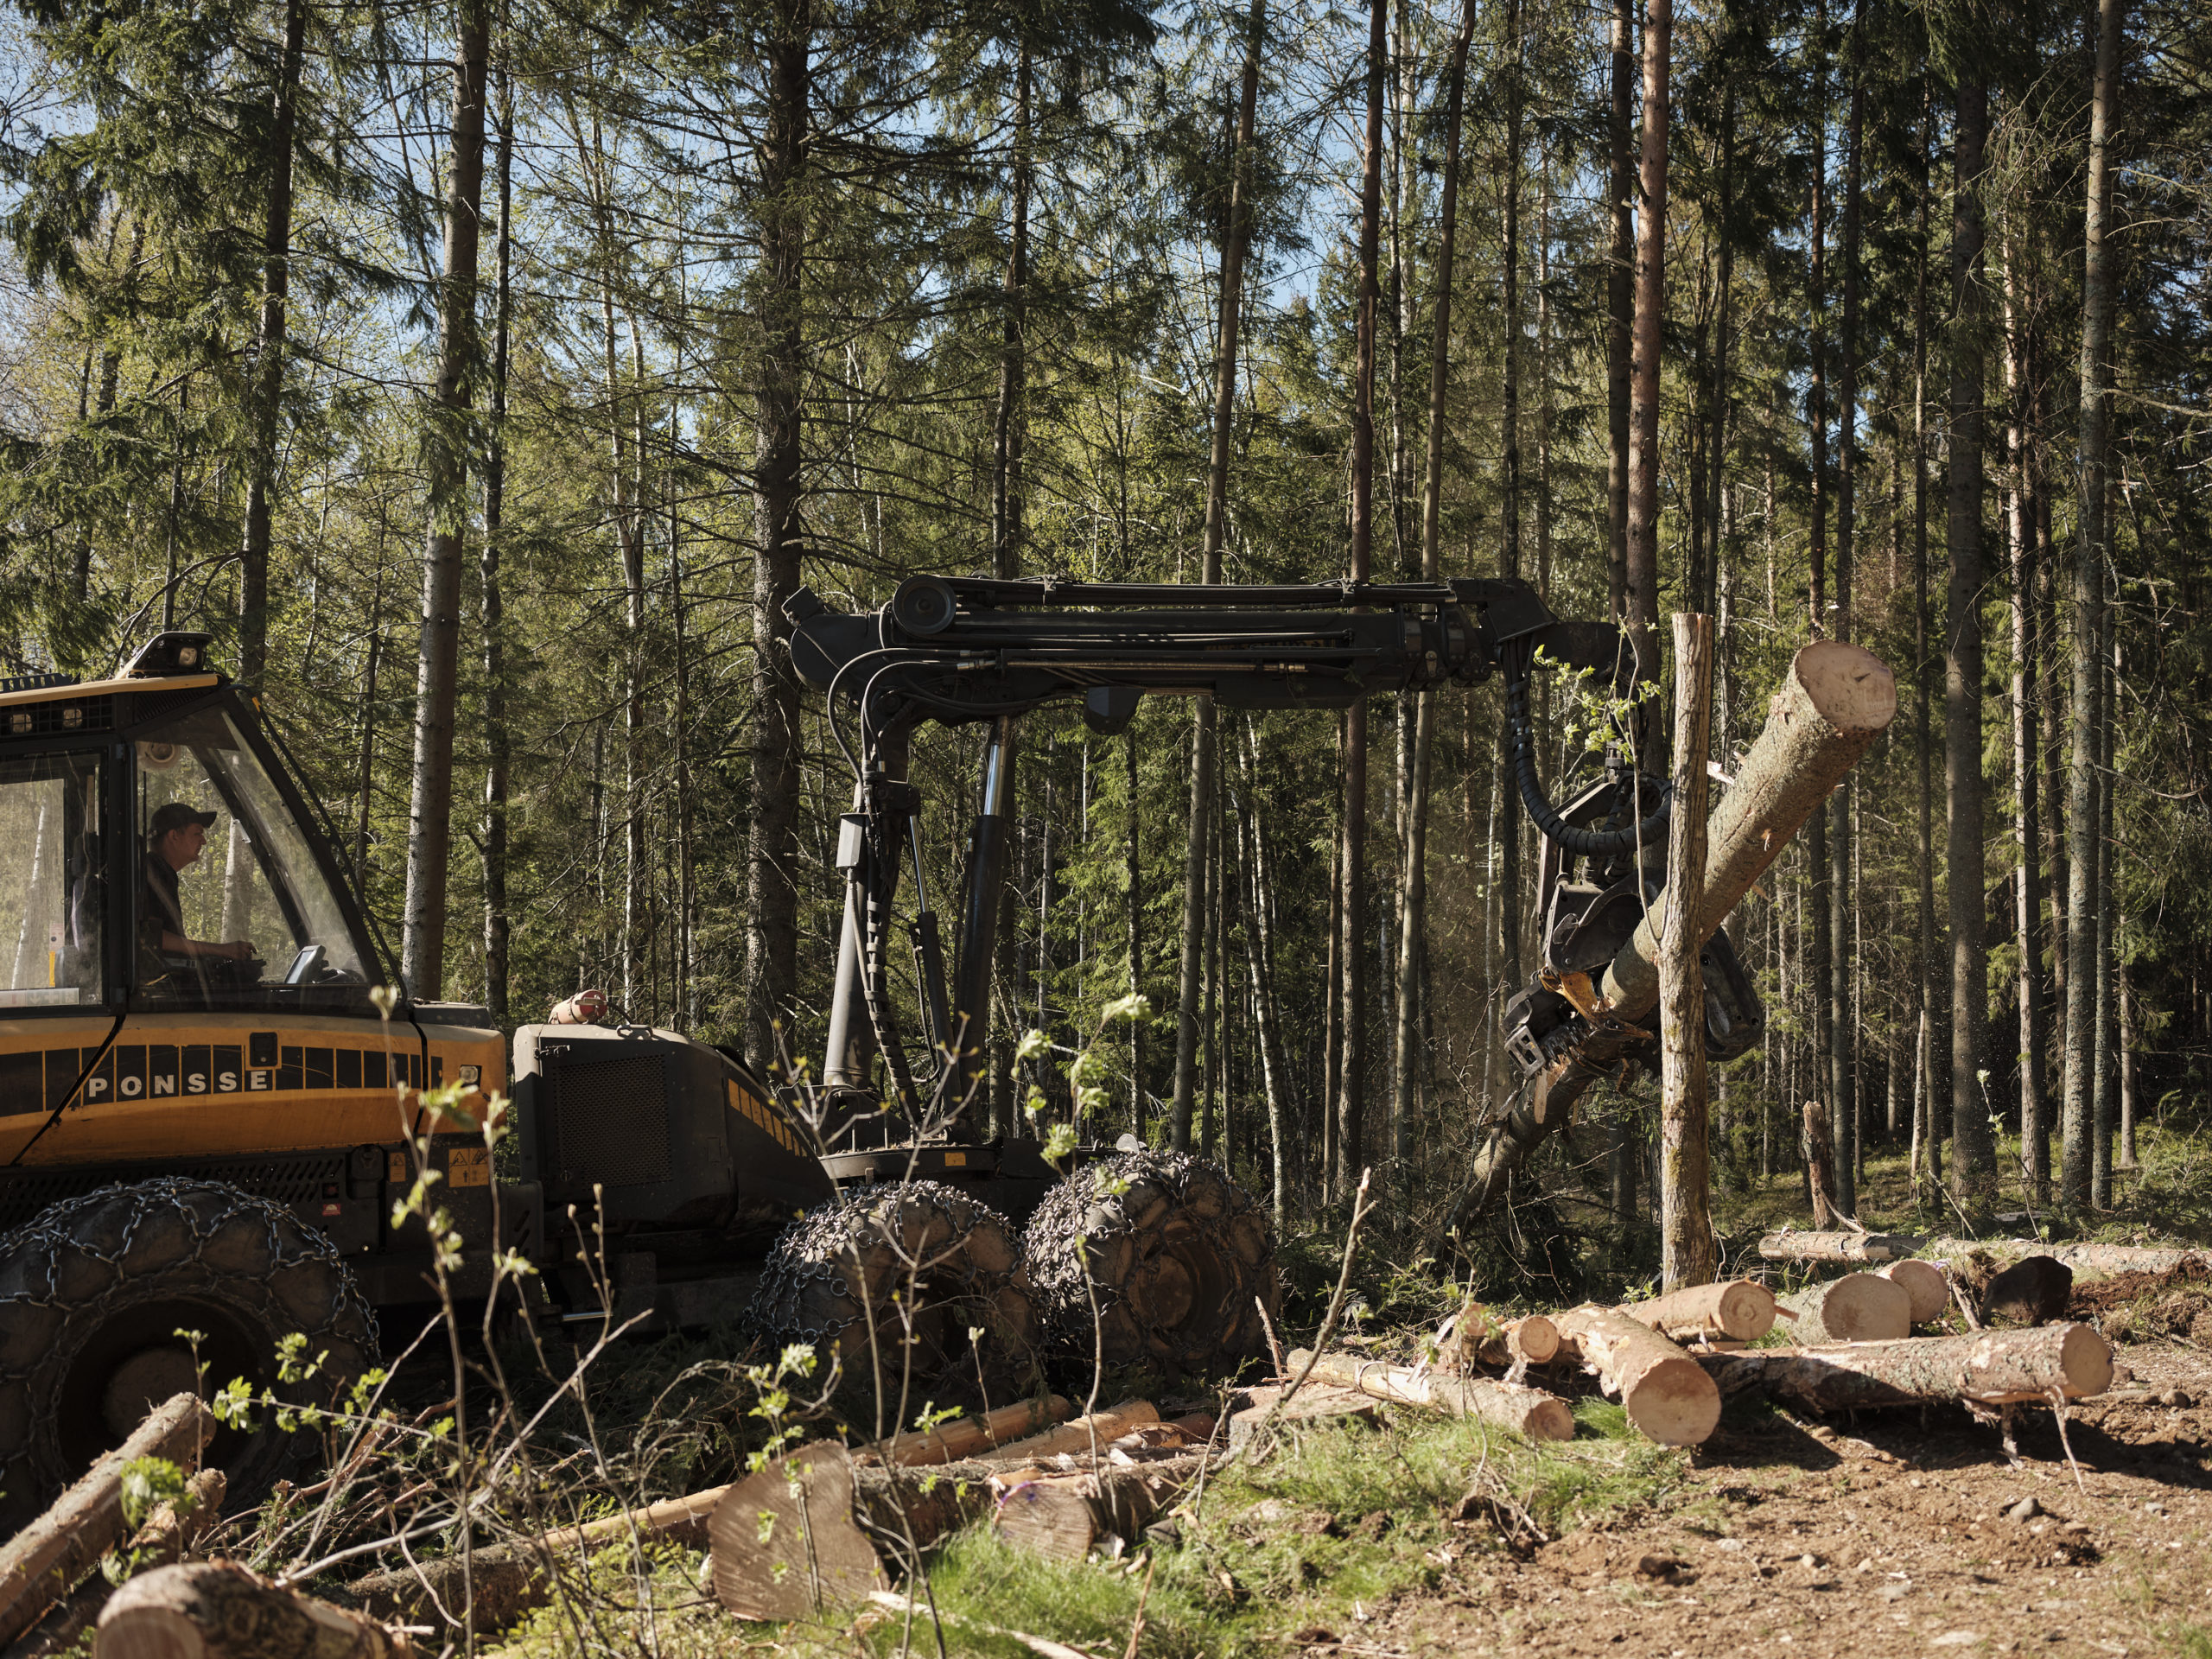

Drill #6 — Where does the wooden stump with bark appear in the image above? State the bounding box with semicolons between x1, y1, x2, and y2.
1618;1280;1777;1344
99;1562;411;1659
1554;1306;1721;1446
708;1443;1001;1620
1800;1102;1840;1230
1284;1350;1573;1440
1777;1273;1913;1344
992;1453;1205;1560
1693;1323;2113;1411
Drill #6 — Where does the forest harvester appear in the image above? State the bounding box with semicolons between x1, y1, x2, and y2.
0;571;1878;1530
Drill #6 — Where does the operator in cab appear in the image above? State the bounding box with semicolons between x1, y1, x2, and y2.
142;804;253;967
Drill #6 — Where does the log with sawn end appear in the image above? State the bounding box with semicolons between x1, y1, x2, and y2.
1553;1306;1721;1446
1617;1280;1777;1344
1284;1350;1573;1440
993;1452;1207;1561
709;1444;1003;1621
1693;1322;2114;1412
0;1392;215;1650
99;1562;412;1659
1877;1259;1951;1324
1776;1272;1912;1344
1921;1238;2210;1282
1757;1230;1925;1264
4;1468;226;1659
982;1399;1157;1463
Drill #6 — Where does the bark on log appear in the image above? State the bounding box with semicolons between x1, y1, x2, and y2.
1757;1230;1925;1263
1;1470;226;1659
992;1453;1205;1561
1553;1306;1721;1446
1283;1350;1573;1440
1922;1238;2210;1281
985;1400;1156;1463
1438;1305;1559;1370
0;1392;214;1649
99;1562;411;1659
1693;1322;2113;1410
1226;1384;1379;1451
883;1395;1071;1465
1776;1273;1913;1344
1878;1259;1951;1324
1618;1280;1777;1343
708;1443;1000;1621
1599;641;1896;1014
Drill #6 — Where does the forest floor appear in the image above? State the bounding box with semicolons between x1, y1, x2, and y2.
469;1130;2212;1657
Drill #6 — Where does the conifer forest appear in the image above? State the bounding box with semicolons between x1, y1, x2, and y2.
3;0;2210;1257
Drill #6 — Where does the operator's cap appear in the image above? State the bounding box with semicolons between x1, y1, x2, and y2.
149;803;218;836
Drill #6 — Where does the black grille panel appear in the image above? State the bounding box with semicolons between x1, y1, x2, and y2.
542;1051;671;1190
0;1151;351;1237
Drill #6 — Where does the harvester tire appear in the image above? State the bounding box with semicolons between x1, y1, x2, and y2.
0;1179;379;1532
1024;1151;1278;1377
748;1181;1036;1402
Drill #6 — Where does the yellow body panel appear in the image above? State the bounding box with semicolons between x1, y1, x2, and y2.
0;1011;506;1164
0;671;217;708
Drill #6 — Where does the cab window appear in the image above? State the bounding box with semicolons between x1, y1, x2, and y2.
0;752;105;1010
134;709;369;1002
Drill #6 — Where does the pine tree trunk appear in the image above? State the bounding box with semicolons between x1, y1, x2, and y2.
399;0;491;999
480;64;513;1031
1127;727;1145;1132
1946;78;1994;1208
1392;0;1473;1187
1804;0;1836;1219
236;0;308;690
1828;1;1864;1218
2004;206;2049;1205
1605;0;1635;621
1175;0;1259;1147
1661;613;1716;1291
1624;0;1669;757
1337;0;1385;1196
743;0;811;1076
2062;0;2123;1209
1912;73;1944;1191
2092;603;2117;1206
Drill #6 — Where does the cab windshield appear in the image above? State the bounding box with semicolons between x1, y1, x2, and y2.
134;705;372;1004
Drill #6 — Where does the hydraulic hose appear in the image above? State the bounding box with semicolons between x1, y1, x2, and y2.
1503;646;1670;857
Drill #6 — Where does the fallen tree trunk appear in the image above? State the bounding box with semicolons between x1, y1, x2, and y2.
1284;1350;1573;1441
1618;1280;1777;1343
1554;1306;1721;1446
709;1443;1002;1620
993;1453;1205;1561
0;1392;214;1649
1758;1230;1925;1263
1922;1239;2209;1281
3;1469;226;1659
99;1562;410;1659
1878;1259;1951;1324
1777;1273;1912;1344
1693;1323;2113;1411
1455;642;1897;1223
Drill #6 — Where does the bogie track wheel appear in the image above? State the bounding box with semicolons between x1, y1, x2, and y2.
1025;1152;1278;1377
747;1181;1036;1404
0;1179;380;1532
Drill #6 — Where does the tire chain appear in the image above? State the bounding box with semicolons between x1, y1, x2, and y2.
747;1180;1036;1398
1023;1150;1279;1376
0;1178;380;1510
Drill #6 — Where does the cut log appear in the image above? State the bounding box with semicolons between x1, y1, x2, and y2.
708;1443;1000;1621
1;1469;226;1659
984;1399;1157;1463
99;1562;411;1659
1618;1281;1777;1344
993;1452;1205;1560
1776;1273;1913;1344
1921;1238;2209;1282
1877;1259;1950;1324
1552;1306;1721;1446
1438;1303;1560;1371
1226;1384;1379;1452
1693;1323;2114;1411
1758;1230;1925;1263
882;1395;1071;1465
1283;1350;1573;1441
0;1392;214;1649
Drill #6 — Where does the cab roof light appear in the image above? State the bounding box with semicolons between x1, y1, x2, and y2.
125;632;216;678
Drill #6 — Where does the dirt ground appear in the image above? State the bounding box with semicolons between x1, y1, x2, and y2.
1294;1344;2212;1657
